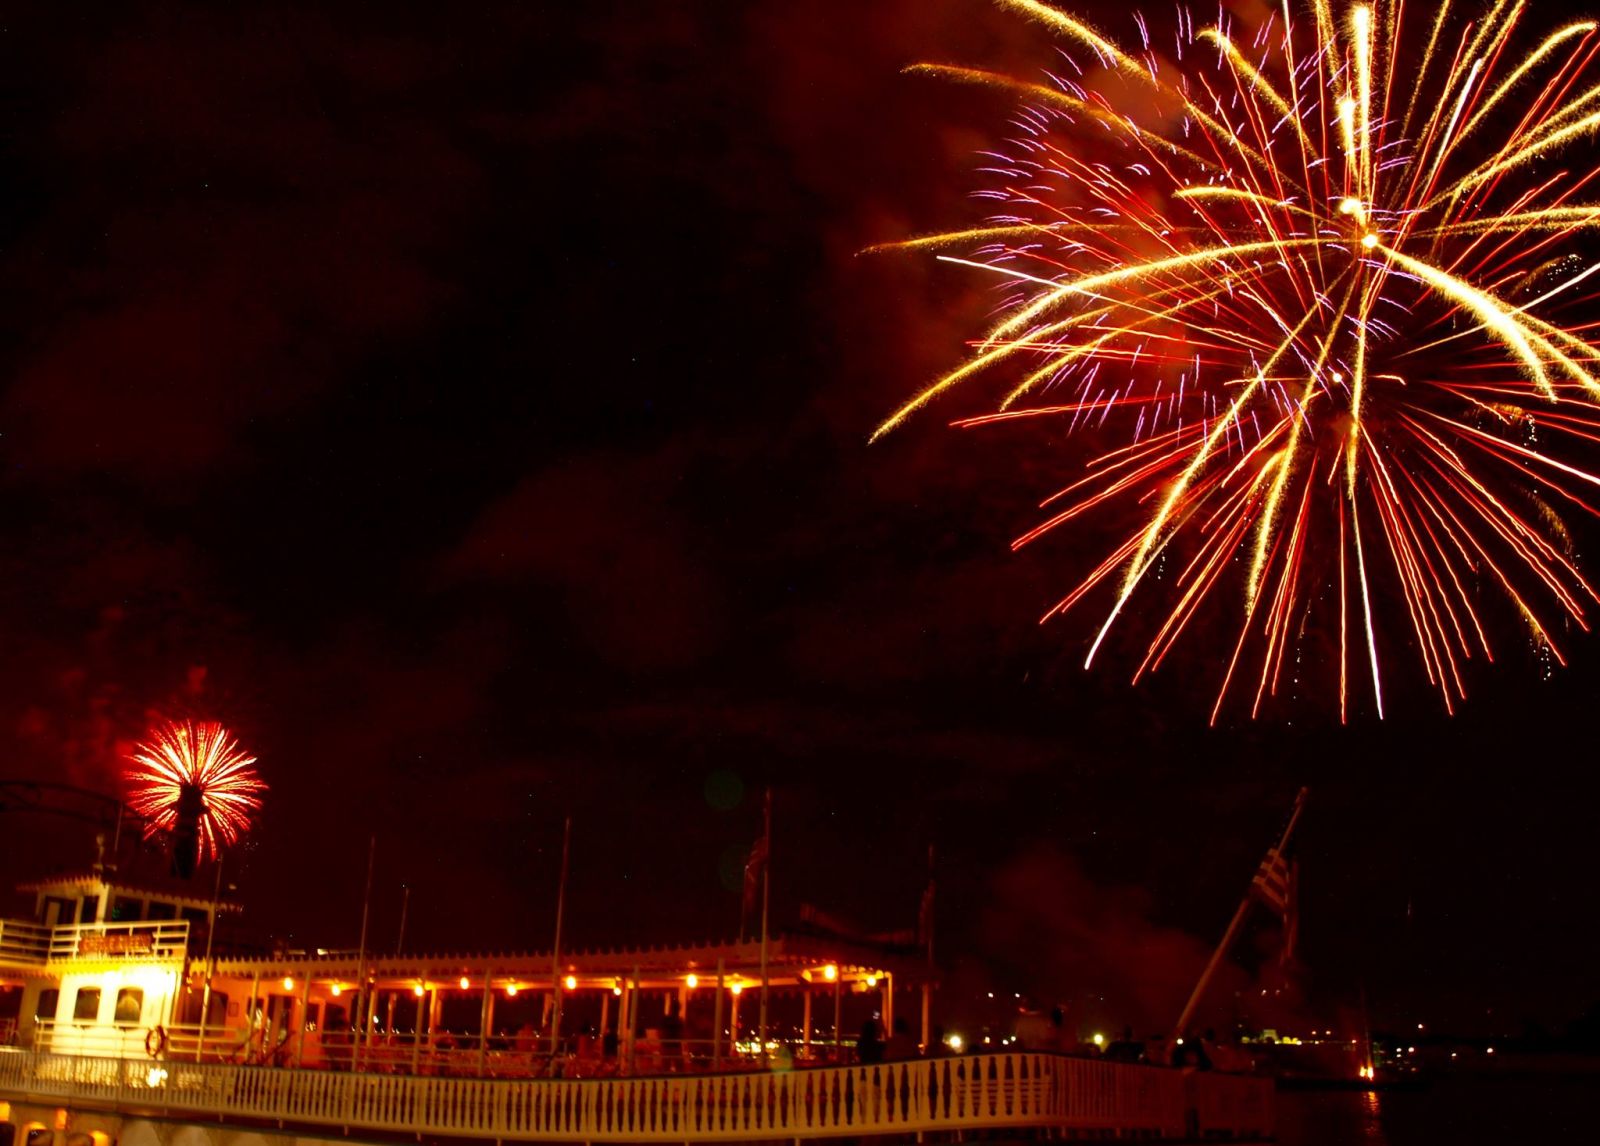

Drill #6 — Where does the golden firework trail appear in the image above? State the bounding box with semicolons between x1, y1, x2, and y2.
876;0;1600;720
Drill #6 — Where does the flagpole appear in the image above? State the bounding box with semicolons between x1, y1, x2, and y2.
549;814;572;1059
396;883;410;954
1173;788;1307;1039
1282;860;1300;968
195;854;225;1061
757;788;772;1048
920;843;935;1051
351;834;376;1073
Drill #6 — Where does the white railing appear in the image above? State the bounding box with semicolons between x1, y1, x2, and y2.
0;919;51;965
47;920;190;963
33;1023;152;1059
32;1024;257;1064
0;1049;1272;1141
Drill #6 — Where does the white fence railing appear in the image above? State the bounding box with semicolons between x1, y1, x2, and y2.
0;918;191;965
0;1049;1272;1141
0;919;51;965
46;920;190;963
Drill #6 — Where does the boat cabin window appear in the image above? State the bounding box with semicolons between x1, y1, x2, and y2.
114;988;143;1025
41;897;72;927
78;897;99;924
109;897;143;923
72;987;101;1023
145;901;177;921
34;989;58;1021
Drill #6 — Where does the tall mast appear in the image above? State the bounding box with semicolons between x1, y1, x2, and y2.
549;814;573;1057
1173;788;1308;1038
757;788;772;1047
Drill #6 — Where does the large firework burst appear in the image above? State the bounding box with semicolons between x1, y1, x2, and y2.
125;719;265;867
876;0;1600;719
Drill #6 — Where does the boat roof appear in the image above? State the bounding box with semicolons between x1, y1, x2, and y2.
211;933;932;989
19;870;240;913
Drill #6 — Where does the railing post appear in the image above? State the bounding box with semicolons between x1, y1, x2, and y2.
294;971;313;1067
711;958;724;1071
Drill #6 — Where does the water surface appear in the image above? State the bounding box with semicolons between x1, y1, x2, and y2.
1275;1075;1592;1145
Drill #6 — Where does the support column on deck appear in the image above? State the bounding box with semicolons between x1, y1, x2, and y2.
802;982;812;1051
247;970;262;1061
477;969;495;1076
384;991;398;1053
614;981;626;1070
362;982;380;1068
832;974;842;1057
411;988;426;1073
711;958;724;1070
295;973;313;1067
624;964;640;1070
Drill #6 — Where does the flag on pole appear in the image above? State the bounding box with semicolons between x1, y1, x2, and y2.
1250;845;1292;917
1251;787;1307;920
1281;859;1300;966
1173;788;1307;1040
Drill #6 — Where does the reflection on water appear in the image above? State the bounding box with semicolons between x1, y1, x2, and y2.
1360;1089;1383;1140
1275;1075;1592;1146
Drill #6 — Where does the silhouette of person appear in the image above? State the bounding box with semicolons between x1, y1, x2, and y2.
857;1016;884;1064
886;1017;917;1060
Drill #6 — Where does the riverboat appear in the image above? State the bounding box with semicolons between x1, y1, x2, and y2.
0;865;1273;1145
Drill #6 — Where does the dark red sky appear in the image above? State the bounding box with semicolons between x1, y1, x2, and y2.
2;0;1597;1038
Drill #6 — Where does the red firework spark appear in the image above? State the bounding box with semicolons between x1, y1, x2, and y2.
124;719;265;859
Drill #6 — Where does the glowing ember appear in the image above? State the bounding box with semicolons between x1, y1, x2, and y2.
125;719;265;862
877;0;1600;720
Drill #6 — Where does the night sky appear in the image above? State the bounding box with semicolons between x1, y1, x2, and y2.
2;0;1597;1040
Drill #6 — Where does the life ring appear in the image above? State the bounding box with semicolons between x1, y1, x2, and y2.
145;1025;168;1058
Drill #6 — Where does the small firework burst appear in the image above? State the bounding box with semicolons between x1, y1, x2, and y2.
125;719;264;869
